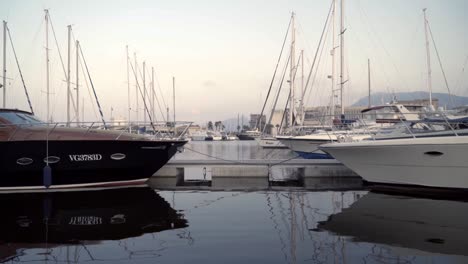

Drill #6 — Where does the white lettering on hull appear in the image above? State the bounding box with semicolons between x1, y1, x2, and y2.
69;154;103;162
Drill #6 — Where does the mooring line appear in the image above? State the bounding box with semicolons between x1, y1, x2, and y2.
182;146;303;166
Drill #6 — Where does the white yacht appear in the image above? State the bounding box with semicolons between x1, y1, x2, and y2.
255;136;287;149
191;131;210;141
320;134;468;189
277;103;423;159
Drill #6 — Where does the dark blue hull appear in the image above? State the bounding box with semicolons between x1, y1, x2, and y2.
0;140;186;189
296;151;334;159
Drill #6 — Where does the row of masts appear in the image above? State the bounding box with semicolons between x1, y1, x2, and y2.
2;9;173;128
287;0;346;129
125;45;176;129
285;1;441;129
0;6;446;123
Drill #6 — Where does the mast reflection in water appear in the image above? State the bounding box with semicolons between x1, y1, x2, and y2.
0;188;187;262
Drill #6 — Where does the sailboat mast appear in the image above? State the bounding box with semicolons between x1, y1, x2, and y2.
126;45;130;128
423;8;433;108
134;52;139;125
331;0;336;122
2;21;6;108
173;76;176;126
339;0;345;116
76;40;80;124
66;25;71;126
289;12;295;128
143;61;146;125
45;10;50;122
368;59;371;108
300;49;304;125
151;67;155;120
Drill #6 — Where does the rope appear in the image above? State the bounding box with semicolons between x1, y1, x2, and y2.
129;60;157;132
48;12;77;113
6;26;34;114
183;147;248;164
301;0;335;107
427;22;454;107
79;44;107;129
182;146;302;167
255;15;292;131
145;66;166;122
269;153;302;167
264;53;291;134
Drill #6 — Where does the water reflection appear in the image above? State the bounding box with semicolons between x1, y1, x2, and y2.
2;186;467;263
0;188;187;263
318;192;468;257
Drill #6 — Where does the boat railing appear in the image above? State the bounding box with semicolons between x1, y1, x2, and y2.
278;110;467;140
3;120;192;141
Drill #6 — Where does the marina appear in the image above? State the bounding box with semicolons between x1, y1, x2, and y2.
1;0;468;262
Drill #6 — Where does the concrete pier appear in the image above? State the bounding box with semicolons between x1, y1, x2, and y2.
150;159;362;191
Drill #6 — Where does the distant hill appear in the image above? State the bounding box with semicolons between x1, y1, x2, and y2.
352;91;468;109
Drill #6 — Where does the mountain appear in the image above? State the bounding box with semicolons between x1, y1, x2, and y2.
352;91;468;109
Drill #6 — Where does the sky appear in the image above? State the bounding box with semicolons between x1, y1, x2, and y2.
0;0;467;125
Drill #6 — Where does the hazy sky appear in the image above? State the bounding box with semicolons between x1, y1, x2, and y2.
1;0;467;124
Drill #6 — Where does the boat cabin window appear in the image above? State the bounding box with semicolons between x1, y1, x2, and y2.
0;112;44;125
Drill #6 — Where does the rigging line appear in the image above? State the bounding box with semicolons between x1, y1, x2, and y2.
6;26;34;114
278;88;290;133
79;44;107;129
78;50;99;121
136;62;157;123
129;61;157;132
427;22;454;107
46;12;67;78
145;65;166;122
263;52;291;135
144;65;155;118
48;13;78;113
255;14;292;131
184;146;300;166
301;0;334;107
279;51;303;131
454;54;468;96
289;52;303;122
303;16;331;124
353;2;394;97
355;1;411;94
153;70;167;109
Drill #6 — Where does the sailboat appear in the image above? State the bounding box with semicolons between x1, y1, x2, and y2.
276;0;373;158
320;8;468;191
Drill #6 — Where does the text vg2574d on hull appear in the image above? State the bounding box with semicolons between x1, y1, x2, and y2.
0;109;187;190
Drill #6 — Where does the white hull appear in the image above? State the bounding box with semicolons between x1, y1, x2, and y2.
277;134;335;153
191;135;207;141
321;136;468;189
256;137;287;148
276;133;369;158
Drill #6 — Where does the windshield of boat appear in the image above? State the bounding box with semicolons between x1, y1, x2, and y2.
0;112;44;126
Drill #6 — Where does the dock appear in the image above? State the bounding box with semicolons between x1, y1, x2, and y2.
149;159;363;191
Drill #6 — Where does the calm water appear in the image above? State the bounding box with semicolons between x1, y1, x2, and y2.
2;142;468;263
173;140;298;180
2;188;468;263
